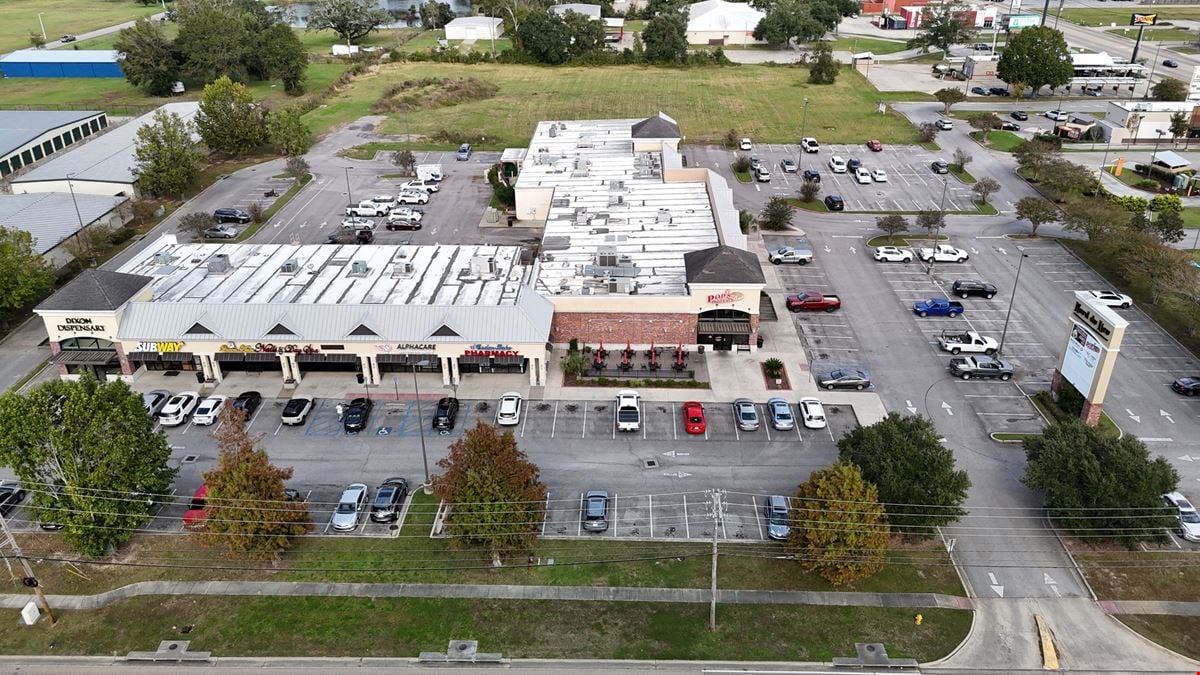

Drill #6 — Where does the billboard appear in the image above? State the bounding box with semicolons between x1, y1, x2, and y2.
1131;13;1158;26
1007;13;1040;29
1061;321;1104;396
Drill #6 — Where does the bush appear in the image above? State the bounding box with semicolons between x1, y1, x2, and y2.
108;227;136;245
731;155;751;173
738;209;755;234
1150;193;1182;212
763;358;784;378
247;202;265;224
799;179;821;203
1137;179;1160;190
723;129;739;148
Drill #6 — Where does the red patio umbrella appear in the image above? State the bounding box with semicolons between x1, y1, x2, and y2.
649;341;657;364
676;344;684;366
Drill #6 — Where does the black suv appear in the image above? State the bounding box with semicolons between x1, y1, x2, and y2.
343;397;373;432
1011;110;1029;121
213;208;251;224
824;195;844;211
802;168;820;183
952;279;997;299
370;477;409;523
433;397;460;431
233;391;262;418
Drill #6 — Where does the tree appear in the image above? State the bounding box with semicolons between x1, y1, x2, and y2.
563;10;606;56
62;224;111;268
284;155;311;181
308;0;392;44
392;149;416;175
418;1;455;30
808;40;839;84
1061;196;1131;242
175;6;252;83
1150;209;1186;245
266;107;312;156
431;421;547;558
0;227;55;321
1012;139;1060;183
113;18;181;96
996;26;1072;97
1015;196;1058;237
1023;420;1177;542
133;109;203;198
934;86;967;114
404;6;419;26
753;0;827;48
917;121;938;143
1152;77;1188;102
967;112;1000;142
1120;231;1198;304
916;209;944;235
201;407;312;558
1037;158;1096;202
952;147;971;170
0;376;176;556
799;179;821;202
517;10;571;64
787;462;889;585
1169;111;1189;147
196;76;267;156
906;2;975;53
257;23;308;94
760;196;794;230
838;413;970;532
875;214;908;239
179;212;214;239
642;10;689;63
972;177;1001;204
28;32;46;49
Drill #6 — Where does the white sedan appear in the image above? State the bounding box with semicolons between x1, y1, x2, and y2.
871;169;888;183
159;391;200;427
191;395;227;426
854;168;872;184
340;217;375;231
798;397;827;429
1088;289;1133;309
873;246;914;263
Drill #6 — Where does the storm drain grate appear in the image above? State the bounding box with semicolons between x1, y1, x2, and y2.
642;459;659;469
181;455;199;464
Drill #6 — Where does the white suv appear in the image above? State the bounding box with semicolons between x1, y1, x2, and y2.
400;180;439;194
801;137;820;153
828;155;847;173
397;190;429;205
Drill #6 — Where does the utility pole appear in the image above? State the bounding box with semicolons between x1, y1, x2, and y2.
0;511;55;625
707;489;725;631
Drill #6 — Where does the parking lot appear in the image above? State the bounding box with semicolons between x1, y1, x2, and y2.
764;234;874;390
688;143;978;213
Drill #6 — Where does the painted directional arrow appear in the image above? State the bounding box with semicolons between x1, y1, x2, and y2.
997;247;1008;256
662;471;692;478
906;400;918;414
1180;455;1197;462
1044;573;1057;585
849;245;857;255
941;401;954;416
662;450;690;457
1126;409;1141;423
988;572;1004;598
1161;409;1176;424
823;245;831;253
971;247;980;255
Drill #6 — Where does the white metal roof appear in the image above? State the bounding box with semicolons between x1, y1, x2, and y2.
686;0;764;32
0;49;119;63
445;16;504;29
0;110;104;158
0;192;127;254
12;102;199;189
550;3;602;19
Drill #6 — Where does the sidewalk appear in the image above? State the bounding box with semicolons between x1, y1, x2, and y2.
1101;599;1200;617
0;579;974;611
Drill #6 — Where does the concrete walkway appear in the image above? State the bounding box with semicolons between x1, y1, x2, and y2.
0;580;973;611
1101;599;1200;617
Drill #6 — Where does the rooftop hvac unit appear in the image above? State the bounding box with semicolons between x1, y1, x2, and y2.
280;259;299;275
608;194;626;207
549;125;557;138
616;254;634;267
657;209;672;225
588;227;609;235
608;279;635;295
392;261;415;277
349;260;369;276
469;255;498;277
609;179;626;191
152;251;172;265
207;254;231;275
573;208;589;227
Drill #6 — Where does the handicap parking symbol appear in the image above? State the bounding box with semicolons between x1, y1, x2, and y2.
377;426;392;436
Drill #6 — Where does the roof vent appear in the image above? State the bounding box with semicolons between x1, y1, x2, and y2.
573;208;589;227
280;259;299;275
152;251;172;265
207;254;231;275
548;124;557;138
349;260;369;277
656;209;672;225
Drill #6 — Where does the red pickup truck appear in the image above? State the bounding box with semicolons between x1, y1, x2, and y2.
786;292;841;313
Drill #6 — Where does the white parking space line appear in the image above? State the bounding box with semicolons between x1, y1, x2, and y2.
752;495;764;539
649;494;654;537
550;401;558;438
612;493;619;538
683;495;691;538
577;492;584;537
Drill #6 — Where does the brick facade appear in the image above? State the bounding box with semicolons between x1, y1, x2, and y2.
551;312;698;346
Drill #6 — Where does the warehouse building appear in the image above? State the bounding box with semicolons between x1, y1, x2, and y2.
0;49;123;78
11;102;199;197
685;0;765;45
0;110;108;178
0;192;129;269
443;17;505;40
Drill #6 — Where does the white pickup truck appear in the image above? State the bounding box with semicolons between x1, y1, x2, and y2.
917;244;969;263
345;200;390;217
768;246;813;265
938;330;998;355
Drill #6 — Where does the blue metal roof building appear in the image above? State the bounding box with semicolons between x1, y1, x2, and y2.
0;50;123;78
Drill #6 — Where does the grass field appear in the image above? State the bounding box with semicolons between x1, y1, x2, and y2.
831;36;910;55
1106;27;1198;42
969;130;1024;152
1061;7;1200;26
0;0;160;54
1075;551;1200;601
1117;615;1200;661
0;595;971;660
1181;207;1200;230
304;62;926;148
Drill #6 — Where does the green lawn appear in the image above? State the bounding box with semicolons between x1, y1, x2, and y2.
1061;7;1200;26
0;596;971;661
949;165;976;184
1117;615;1200;661
1075;551;1200;602
0;0;160;54
970;130;1024;152
307;62;924;148
624;20;647;32
1106;26;1198;42
1181;207;1200;230
830;36;910;55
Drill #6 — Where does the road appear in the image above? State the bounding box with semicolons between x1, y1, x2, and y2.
39;12;166;51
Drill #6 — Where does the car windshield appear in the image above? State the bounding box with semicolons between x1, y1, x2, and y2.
1183;512;1200;524
336;501;356;514
375;488;395;503
739;407;755;420
768;510;787;525
773;405;791;418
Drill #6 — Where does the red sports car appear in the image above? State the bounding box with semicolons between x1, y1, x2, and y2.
867;139;883;152
682;401;706;435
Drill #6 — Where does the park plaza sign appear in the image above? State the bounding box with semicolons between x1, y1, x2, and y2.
55;317;107;333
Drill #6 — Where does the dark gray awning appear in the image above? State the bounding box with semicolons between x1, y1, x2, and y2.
159;352;193;361
214;353;244;362
494;356;524;365
244;353;279;362
126;351;159;361
698;321;751;334
51;350;117;365
459;356;489;365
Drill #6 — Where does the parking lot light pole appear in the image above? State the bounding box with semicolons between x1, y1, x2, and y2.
1094;137;1113;196
928;178;948;277
1148;129;1166;176
797;97;809;172
343;166;353;204
37;13;46;40
65;172;92;265
402;364;431;488
998;247;1028;356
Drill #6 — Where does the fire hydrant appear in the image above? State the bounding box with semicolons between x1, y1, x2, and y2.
915;613;923;626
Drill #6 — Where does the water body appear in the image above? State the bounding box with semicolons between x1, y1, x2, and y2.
282;0;472;27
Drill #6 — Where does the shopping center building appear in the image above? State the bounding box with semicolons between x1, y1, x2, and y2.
35;113;766;386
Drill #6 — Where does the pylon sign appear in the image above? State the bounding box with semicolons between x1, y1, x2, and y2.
1053;291;1129;425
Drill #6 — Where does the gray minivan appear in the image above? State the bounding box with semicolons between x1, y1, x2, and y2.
456;143;471;161
765;495;790;541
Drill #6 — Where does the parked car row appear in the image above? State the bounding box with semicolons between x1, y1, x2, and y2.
143;389;264;427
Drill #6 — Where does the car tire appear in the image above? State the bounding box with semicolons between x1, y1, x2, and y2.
798;259;809;266
985;348;996;355
1121;303;1130;309
771;259;781;265
961;373;971;380
902;258;911;263
948;311;959;318
986;293;995;299
824;306;836;313
1000;373;1012;381
855;384;866;391
959;292;969;299
918;311;928;317
825;384;835;390
950;347;961;355
790;307;800;313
